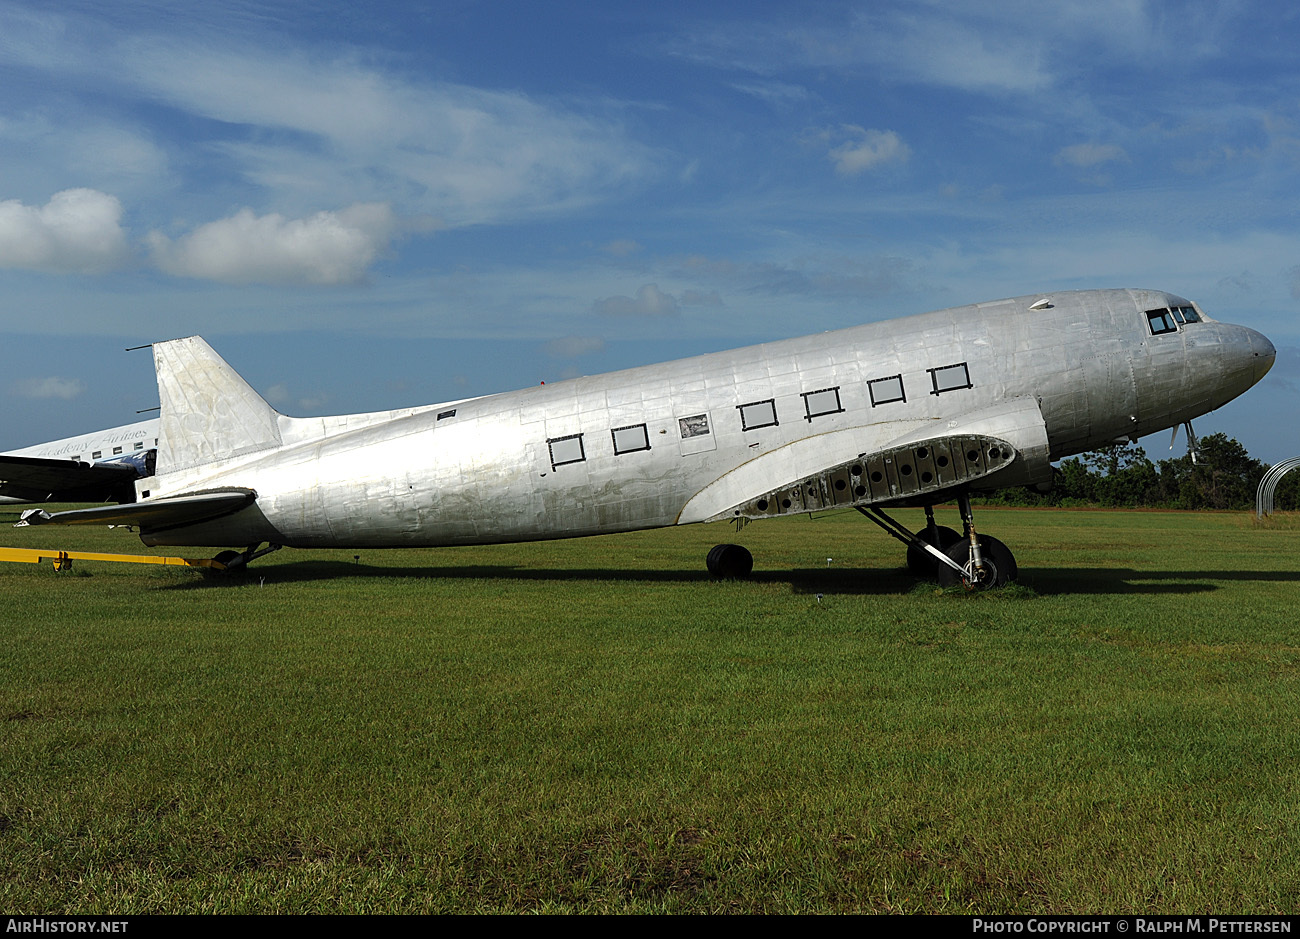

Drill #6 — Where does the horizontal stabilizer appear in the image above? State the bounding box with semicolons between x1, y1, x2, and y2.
153;337;282;474
706;434;1019;522
0;455;141;504
16;488;257;533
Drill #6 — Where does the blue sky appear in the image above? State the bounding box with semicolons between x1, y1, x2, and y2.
2;0;1298;464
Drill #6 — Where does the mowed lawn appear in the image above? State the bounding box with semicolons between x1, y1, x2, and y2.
2;506;1298;913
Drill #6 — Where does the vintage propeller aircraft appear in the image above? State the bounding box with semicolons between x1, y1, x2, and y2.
16;288;1275;588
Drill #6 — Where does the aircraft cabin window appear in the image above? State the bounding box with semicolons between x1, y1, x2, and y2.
112;447;123;455
738;399;779;431
611;423;651;455
929;362;972;395
92;451;101;460
868;374;906;407
1146;308;1178;335
547;434;586;470
437;409;457;420
679;414;710;439
802;387;843;421
134;441;144;450
1179;305;1200;323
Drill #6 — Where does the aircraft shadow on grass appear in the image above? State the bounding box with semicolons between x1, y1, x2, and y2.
165;560;1300;596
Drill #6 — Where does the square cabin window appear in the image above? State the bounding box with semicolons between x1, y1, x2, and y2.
868;374;906;407
737;398;778;431
611;423;651;455
547;434;586;470
801;387;843;421
929;362;972;395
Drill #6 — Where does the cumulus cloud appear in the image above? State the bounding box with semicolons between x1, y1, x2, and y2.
0;189;129;273
593;284;681;316
14;376;86;400
147;203;398;285
826;126;910;176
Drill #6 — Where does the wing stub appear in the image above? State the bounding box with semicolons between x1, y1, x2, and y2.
717;434;1016;521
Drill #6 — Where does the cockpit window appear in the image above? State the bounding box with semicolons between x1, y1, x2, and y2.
1146;308;1178;335
1146;305;1202;335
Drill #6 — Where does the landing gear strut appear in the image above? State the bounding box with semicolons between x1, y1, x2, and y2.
905;506;961;578
209;542;282;573
858;492;1017;589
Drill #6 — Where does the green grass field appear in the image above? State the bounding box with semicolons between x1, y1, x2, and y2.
2;506;1299;913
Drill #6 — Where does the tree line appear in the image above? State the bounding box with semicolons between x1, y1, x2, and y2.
977;433;1300;511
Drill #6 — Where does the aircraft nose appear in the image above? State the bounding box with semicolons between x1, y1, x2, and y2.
1249;327;1276;383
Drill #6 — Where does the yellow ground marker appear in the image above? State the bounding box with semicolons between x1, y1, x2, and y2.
0;546;224;571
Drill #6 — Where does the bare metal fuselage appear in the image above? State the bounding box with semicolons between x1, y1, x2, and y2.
136;288;1273;549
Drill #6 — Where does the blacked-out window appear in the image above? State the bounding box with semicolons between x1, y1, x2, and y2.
547;434;586;470
679;414;710;439
868;375;906;407
737;399;778;430
611;423;651;455
801;387;843;421
928;363;972;395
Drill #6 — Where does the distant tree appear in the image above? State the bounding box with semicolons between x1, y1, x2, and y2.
974;435;1270;511
1054;457;1096;504
1156;434;1267;510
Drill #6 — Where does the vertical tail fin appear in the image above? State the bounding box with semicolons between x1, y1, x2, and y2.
153;336;283;474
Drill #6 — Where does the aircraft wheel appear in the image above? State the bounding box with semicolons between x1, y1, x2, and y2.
707;543;753;579
906;525;962;577
936;535;1017;590
211;549;244;572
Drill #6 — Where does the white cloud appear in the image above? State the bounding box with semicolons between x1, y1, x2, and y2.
827;126;910;176
0;9;655;228
594;284;681;316
0;189;129;273
117;43;653;227
681;289;723;307
1054;143;1129;168
14;376;86;400
546;336;606;358
147;203;398;285
601;240;642;257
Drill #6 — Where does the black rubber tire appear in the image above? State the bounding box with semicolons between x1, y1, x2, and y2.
935;534;1017;589
906;525;962;578
211;550;244;572
706;543;754;579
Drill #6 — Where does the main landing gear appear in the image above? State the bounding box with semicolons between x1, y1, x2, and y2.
209;542;282;573
706;543;754;579
858;494;1017;590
